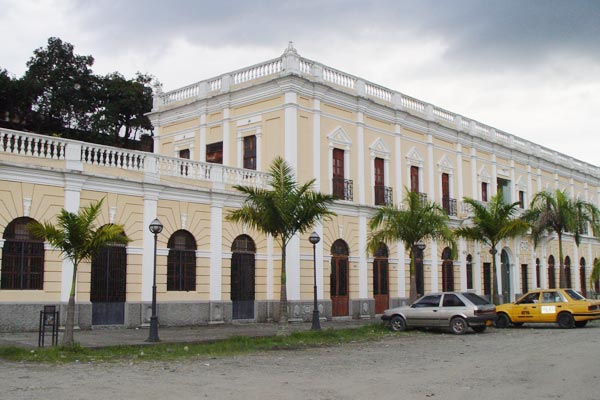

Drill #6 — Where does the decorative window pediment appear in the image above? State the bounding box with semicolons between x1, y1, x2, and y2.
437;154;453;174
478;166;491;183
327;127;352;150
369;138;390;159
406;146;424;167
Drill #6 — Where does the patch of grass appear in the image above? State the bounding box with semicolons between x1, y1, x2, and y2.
0;323;396;363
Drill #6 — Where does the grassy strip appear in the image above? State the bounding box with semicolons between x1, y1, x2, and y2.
0;323;396;363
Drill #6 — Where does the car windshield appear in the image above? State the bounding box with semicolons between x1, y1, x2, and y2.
564;289;585;300
462;292;491;305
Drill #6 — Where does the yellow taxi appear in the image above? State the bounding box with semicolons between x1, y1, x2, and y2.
495;289;600;329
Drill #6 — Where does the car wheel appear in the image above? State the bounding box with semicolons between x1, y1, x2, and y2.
557;312;575;329
472;325;487;333
495;313;510;329
390;315;407;332
574;320;588;328
450;317;468;335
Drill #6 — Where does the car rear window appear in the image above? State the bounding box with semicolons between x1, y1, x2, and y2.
564;289;585;300
462;293;491;305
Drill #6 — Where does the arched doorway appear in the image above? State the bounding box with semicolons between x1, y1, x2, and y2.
580;258;587;297
501;249;511;303
441;247;454;292
564;256;572;288
1;217;44;290
330;239;349;317
91;227;128;325
373;243;389;314
548;255;556;289
231;235;256;320
466;254;473;290
167;230;196;291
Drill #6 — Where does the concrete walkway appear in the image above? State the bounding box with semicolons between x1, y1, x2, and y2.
0;318;378;349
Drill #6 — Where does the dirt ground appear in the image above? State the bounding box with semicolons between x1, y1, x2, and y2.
1;323;599;400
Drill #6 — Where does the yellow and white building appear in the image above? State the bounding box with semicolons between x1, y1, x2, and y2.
1;44;599;331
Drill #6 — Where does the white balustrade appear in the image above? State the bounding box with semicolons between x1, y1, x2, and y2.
81;143;146;171
323;67;356;89
160;83;200;105
365;83;393;102
208;78;222;92
433;107;454;122
232;59;282;85
401;95;426;113
299;59;312;74
0;129;66;160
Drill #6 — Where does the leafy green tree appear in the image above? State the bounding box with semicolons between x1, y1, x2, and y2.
455;194;529;304
0;69;34;128
525;189;600;288
23;37;98;135
591;258;600;295
227;157;335;333
94;72;153;144
368;189;455;302
28;199;128;346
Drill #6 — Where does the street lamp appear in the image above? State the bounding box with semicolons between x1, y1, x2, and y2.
309;231;321;330
147;218;163;342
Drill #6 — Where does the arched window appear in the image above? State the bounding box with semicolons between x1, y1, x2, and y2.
167;230;197;291
564;256;572;288
441;247;454;292
1;217;44;290
580;258;587;297
373;243;389;314
548;255;556;289
466;254;473;290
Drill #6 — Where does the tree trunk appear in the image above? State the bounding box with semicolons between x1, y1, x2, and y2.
558;233;566;288
409;247;417;303
277;241;289;336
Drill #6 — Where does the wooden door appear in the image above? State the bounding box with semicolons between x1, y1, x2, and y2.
374;157;385;205
373;244;389;314
410;166;419;193
442;173;450;212
331;240;349;317
231;235;256;320
441;247;454;292
332;148;345;198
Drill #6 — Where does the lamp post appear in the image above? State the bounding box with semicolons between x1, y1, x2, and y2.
309;231;321;330
147;218;163;342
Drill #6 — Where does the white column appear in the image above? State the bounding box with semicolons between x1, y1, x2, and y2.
266;234;274;300
222;107;230;165
527;165;533;206
459;238;467;291
540;242;548;288
142;188;160;302
474;242;482;294
314;222;324;299
513;238;521;298
209;200;223;300
199;113;207;162
531;247;538;289
358;213;368;298
60;176;85;302
491;154;498;196
456;144;464;201
394;125;403;203
573;243;580;291
313;99;321;190
471;148;478;199
357;111;366;204
397;242;406;298
284;91;300;300
427;134;435;200
429;241;438;292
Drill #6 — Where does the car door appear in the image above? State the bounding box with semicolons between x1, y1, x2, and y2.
512;292;541;323
539;290;565;322
407;294;442;327
438;293;467;326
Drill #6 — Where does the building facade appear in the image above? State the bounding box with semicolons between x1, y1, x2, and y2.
1;44;599;331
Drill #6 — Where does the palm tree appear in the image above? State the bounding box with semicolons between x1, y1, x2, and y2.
455;194;529;304
368;189;455;302
28;198;128;346
525;189;600;288
227;157;336;333
591;258;600;297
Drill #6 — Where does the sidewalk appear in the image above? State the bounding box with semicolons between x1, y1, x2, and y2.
0;318;377;349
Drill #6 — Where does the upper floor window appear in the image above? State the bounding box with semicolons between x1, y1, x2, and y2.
332;148;352;201
497;178;511;203
206;142;223;164
179;149;190;159
374;157;392;205
481;182;489;202
518;190;526;208
243;135;257;170
1;217;44;290
410;166;419;193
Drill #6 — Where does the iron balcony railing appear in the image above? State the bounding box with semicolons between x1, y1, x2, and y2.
442;196;457;216
374;185;393;206
332;177;353;201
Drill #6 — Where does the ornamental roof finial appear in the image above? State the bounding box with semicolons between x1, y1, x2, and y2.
284;41;298;55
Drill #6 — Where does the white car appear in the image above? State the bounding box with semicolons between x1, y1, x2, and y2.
381;292;497;334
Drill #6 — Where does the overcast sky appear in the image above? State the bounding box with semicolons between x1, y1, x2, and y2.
2;0;599;166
